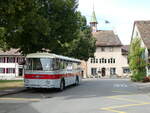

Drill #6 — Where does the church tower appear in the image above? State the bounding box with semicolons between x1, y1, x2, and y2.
90;5;98;32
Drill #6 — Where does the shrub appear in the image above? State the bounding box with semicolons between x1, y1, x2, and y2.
131;71;146;82
129;38;147;82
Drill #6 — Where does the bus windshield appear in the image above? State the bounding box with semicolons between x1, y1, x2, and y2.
26;58;53;71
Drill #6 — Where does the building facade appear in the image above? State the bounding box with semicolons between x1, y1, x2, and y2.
0;49;24;80
131;21;150;76
86;31;130;78
85;8;130;78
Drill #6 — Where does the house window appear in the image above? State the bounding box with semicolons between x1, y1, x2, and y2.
91;58;96;63
0;57;5;63
104;59;107;63
113;59;116;63
110;58;113;63
90;58;94;63
99;59;101;63
6;68;15;73
0;68;5;73
93;58;96;63
108;59;110;63
110;68;116;75
101;47;105;52
17;57;24;64
96;59;98;63
91;68;97;75
7;57;15;63
102;58;104;63
123;68;130;74
110;58;115;63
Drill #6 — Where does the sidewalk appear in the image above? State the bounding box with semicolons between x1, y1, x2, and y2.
0;87;26;97
133;82;150;90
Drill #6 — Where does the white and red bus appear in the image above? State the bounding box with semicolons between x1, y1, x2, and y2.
24;53;82;90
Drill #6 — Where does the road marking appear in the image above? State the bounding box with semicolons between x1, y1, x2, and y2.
108;96;146;103
101;103;150;113
100;94;150;113
107;94;133;98
112;91;132;94
101;108;126;113
102;102;150;109
0;97;41;101
113;84;128;88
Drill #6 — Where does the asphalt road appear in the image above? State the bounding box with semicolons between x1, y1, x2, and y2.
1;79;150;113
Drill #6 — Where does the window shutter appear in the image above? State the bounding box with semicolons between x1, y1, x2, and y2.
17;57;19;63
13;68;15;73
4;57;5;63
6;68;8;73
14;57;16;63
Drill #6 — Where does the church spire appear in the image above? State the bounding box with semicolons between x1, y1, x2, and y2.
90;1;98;32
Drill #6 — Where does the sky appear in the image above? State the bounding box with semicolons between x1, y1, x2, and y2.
78;0;150;45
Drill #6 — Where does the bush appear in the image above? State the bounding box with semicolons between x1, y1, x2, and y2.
131;71;146;82
143;76;150;83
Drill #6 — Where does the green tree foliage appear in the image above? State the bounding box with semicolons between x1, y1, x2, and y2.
0;0;95;60
129;38;146;81
66;12;96;61
0;27;8;51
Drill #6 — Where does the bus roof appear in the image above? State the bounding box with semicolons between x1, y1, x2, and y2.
26;53;81;63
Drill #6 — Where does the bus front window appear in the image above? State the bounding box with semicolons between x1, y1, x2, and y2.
26;58;53;71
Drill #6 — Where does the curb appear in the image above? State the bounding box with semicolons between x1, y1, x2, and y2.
0;87;27;97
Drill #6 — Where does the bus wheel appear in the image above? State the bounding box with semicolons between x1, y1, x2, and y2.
59;79;65;91
75;76;79;85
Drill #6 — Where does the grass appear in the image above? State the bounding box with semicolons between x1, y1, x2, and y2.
0;80;23;83
0;80;24;90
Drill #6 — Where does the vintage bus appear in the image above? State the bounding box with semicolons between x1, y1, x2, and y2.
24;53;82;90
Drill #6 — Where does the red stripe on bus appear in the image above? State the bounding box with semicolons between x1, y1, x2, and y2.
24;73;79;79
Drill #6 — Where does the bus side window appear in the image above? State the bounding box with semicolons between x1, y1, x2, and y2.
66;61;73;70
59;59;64;69
53;59;59;70
64;61;67;69
73;62;77;70
77;62;81;69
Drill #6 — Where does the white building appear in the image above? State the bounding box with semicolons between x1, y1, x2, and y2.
85;9;130;78
0;49;24;80
86;31;130;78
131;21;150;76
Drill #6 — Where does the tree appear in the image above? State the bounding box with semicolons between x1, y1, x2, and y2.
0;0;78;53
53;12;96;61
0;0;50;54
66;12;96;61
129;37;146;81
0;0;96;61
0;27;8;51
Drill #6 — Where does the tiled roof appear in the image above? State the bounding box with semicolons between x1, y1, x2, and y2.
93;30;122;47
0;48;22;56
135;21;150;49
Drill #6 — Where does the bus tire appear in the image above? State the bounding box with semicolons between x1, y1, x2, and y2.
75;76;79;85
59;79;65;91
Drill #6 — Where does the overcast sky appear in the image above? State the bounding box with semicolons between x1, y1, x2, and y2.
78;0;150;45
